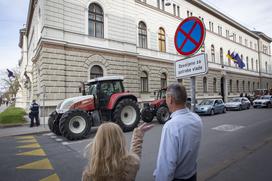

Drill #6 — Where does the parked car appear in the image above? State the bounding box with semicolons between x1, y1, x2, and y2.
253;95;272;108
225;97;251;111
195;99;226;115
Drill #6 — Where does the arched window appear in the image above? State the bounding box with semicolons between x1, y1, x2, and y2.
211;45;215;62
138;21;147;48
237;80;239;93
228;50;231;66
248;81;250;92
220;48;223;65
213;78;217;93
161;73;167;89
141;71;148;92
90;65;103;79
257;82;260;89
89;3;104;38
203;77;207;93
253;82;255;91
158;28;166;52
251;58;254;70
246;57;249;70
265;61;268;73
230;79;233;93
242;80;245;92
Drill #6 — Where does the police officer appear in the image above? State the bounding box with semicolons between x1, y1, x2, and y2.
29;100;40;127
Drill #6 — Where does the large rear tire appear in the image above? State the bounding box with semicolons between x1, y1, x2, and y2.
156;106;170;124
141;107;154;123
113;99;140;132
59;110;92;140
48;111;61;136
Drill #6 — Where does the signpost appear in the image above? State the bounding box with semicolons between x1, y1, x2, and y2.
174;17;207;112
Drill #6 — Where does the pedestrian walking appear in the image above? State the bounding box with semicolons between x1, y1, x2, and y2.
82;122;153;181
153;84;203;181
29;100;40;127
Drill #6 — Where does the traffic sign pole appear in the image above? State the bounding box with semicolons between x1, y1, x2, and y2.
191;76;196;112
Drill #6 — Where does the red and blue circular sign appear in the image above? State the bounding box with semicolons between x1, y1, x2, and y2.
174;17;206;56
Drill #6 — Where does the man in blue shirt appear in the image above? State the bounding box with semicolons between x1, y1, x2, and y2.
153;84;203;181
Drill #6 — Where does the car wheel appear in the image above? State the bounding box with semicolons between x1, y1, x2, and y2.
210;109;214;116
238;106;242;111
223;107;227;113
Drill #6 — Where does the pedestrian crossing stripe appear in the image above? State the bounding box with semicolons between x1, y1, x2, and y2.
17;143;41;148
17;158;53;170
17;139;37;143
40;173;60;181
16;149;46;156
15;136;35;139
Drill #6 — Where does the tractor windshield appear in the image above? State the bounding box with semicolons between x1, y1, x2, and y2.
86;84;97;96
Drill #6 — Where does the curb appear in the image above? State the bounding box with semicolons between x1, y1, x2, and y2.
0;129;51;138
0;123;29;128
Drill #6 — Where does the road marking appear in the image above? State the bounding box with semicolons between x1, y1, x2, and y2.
16;158;53;170
50;136;57;139
212;124;244;132
55;138;63;142
40;174;60;181
17;143;41;148
17;139;37;143
15;136;35;139
43;133;54;136
17;149;46;156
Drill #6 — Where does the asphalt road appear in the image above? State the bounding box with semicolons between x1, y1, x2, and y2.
0;108;272;181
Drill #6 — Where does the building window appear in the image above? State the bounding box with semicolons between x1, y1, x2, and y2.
190;12;193;16
257;82;260;89
157;0;160;9
242;81;245;92
177;6;180;17
265;61;268;73
211;45;215;62
256;59;258;72
250;41;252;48
246;57;249;70
248;81;250;92
233;33;236;42
228;50;231;66
141;71;148;92
90;65;103;79
220;48;223;65
226;30;229;38
218;26;222;36
253;82;255;91
138;21;147;48
239;36;242;44
237;80;239;93
209;22;214;32
158;27;166;52
245;39;248;46
213;78;217;93
187;11;190;17
251;58;254;70
173;4;176;16
267;83;269;90
162;0;165;10
203;77;207;93
230;79;233;93
161;73;167;89
88;3;104;38
254;43;257;50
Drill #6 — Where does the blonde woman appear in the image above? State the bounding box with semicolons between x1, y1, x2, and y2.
82;122;154;181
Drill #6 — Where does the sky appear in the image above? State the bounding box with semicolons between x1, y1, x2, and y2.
0;0;271;71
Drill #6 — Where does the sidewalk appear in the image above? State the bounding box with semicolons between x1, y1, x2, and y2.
0;116;50;138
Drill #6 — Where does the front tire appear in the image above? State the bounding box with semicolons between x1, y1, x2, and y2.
59;110;92;140
48;111;61;136
210;109;214;116
113;99;140;132
156;106;170;124
141;107;154;123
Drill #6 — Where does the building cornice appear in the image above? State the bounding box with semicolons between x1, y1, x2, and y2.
252;31;272;43
187;0;260;40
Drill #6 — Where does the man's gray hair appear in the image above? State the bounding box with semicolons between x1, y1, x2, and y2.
166;83;187;104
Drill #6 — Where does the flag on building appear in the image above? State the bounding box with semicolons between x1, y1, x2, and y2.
226;51;237;63
233;53;245;69
7;69;15;78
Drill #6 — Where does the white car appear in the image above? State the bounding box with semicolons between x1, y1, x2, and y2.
253;95;272;108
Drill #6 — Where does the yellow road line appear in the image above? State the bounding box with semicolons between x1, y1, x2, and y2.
15;136;35;139
17;143;41;149
16;158;53;170
16;149;46;156
17;139;37;143
40;173;60;181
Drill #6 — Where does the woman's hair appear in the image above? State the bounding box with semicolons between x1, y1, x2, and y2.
84;122;128;180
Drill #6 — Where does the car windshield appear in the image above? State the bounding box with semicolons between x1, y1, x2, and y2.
199;100;214;105
261;96;271;99
229;98;241;102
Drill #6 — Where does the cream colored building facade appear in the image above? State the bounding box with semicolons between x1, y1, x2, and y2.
16;0;272;115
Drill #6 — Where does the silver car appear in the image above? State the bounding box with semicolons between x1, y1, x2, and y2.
225;97;251;111
195;99;226;115
253;95;272;108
